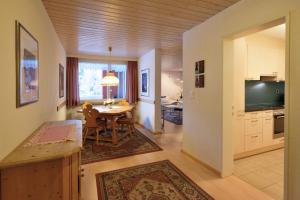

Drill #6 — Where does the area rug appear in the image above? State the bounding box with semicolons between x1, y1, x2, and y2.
96;160;214;200
164;112;183;125
162;107;183;125
81;129;162;164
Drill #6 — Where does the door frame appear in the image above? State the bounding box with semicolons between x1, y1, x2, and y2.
221;16;290;198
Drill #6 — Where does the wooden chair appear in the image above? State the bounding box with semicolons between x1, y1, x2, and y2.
82;105;107;145
116;107;135;137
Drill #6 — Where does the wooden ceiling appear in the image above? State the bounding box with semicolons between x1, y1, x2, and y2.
42;0;240;59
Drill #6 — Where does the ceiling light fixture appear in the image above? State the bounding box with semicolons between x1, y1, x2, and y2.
101;46;119;104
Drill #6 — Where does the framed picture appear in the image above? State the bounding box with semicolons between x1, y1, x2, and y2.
59;64;64;98
16;21;39;107
195;60;205;74
195;74;205;88
195;60;205;88
141;68;150;96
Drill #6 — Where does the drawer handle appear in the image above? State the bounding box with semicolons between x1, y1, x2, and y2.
251;136;258;138
265;119;271;121
251;120;258;122
81;174;84;178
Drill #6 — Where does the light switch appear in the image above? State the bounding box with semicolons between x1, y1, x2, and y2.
189;90;195;99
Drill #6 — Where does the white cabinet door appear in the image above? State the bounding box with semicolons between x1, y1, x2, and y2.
245;133;263;151
246;45;261;80
277;48;285;81
263;117;273;146
245;118;262;135
273;137;285;144
233;114;245;154
245;112;263;119
245;37;285;80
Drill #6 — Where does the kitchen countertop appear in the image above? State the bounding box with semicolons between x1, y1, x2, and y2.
245;105;284;112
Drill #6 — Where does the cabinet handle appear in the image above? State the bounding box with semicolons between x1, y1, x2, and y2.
251;136;258;138
81;168;84;172
81;174;84;178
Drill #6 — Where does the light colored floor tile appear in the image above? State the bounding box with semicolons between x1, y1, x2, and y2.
262;183;283;200
239;168;281;189
234;149;284;200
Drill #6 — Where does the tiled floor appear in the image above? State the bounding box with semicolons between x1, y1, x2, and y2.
233;149;284;200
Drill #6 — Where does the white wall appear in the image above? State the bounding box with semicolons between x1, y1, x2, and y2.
161;53;182;71
161;71;183;100
136;49;161;133
182;1;300;198
0;0;66;160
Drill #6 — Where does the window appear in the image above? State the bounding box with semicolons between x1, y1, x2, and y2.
78;61;126;100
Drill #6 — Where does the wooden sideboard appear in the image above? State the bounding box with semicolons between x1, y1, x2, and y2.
0;120;82;200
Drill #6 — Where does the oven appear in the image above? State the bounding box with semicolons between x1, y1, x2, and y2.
273;111;284;139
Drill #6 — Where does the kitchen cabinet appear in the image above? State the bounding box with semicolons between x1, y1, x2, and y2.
233;112;245;154
245;112;263;119
245;36;285;81
234;110;284;157
244;112;263;150
245;118;262;135
245;133;263;151
263;117;273;146
274;137;285;145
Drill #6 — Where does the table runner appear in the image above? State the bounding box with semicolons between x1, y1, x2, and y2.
24;124;75;147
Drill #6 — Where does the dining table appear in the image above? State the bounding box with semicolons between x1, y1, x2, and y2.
78;105;134;144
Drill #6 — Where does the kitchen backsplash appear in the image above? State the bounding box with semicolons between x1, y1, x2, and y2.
245;80;285;108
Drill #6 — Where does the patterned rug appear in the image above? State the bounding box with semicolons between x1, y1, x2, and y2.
162;107;183;125
96;160;214;200
81;129;162;164
164;112;183;125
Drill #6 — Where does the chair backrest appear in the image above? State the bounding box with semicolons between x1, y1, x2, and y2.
83;106;99;128
82;102;92;110
125;107;135;123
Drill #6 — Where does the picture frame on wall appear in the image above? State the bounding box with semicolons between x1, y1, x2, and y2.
16;21;39;107
59;64;64;98
195;74;205;88
195;60;205;75
141;68;150;97
195;60;205;88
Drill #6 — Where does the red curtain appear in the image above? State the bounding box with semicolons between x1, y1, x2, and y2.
66;57;80;107
126;61;138;104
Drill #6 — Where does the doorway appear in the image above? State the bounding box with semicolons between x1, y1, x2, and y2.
223;18;288;200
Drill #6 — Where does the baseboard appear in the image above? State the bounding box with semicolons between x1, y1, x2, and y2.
181;149;221;177
57;100;66;111
135;123;162;135
234;143;284;160
138;98;155;104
